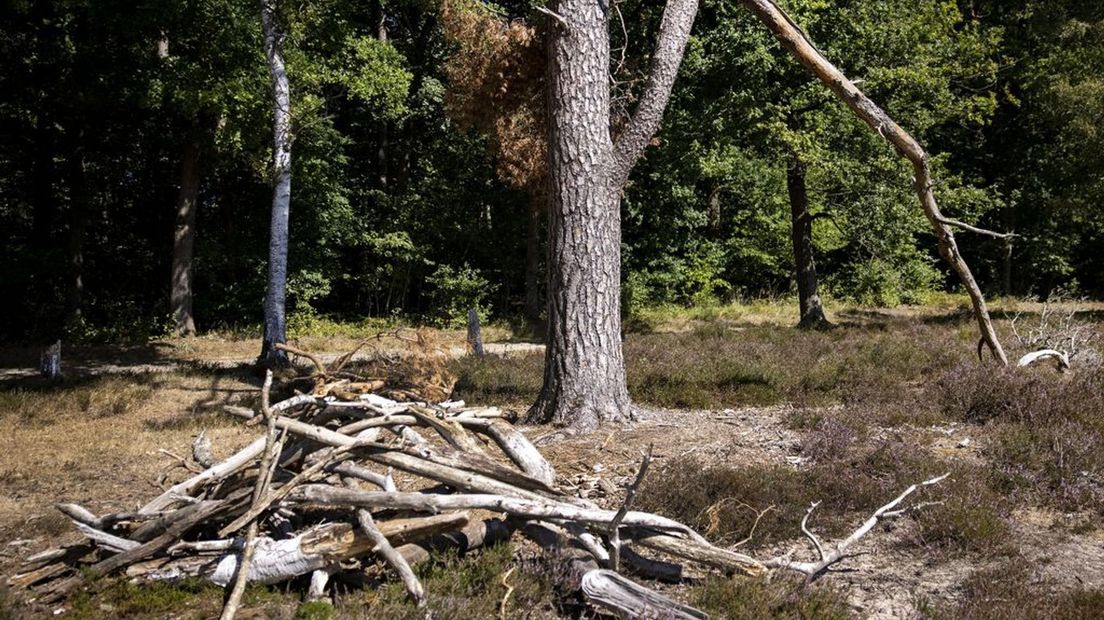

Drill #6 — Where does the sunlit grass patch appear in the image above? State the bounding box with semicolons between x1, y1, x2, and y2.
0;375;155;425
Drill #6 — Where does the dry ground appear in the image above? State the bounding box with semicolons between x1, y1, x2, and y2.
2;299;1104;619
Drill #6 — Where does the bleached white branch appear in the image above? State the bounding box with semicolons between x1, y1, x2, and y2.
1017;348;1070;371
766;473;948;577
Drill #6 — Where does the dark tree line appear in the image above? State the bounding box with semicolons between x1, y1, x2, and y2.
1;0;1101;350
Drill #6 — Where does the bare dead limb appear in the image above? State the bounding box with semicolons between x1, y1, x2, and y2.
765;473;949;577
740;0;1008;365
192;431;215;469
220;370;279;620
608;444;653;571
936;216;1016;240
1018;349;1071;371
1008;296;1097;370
580;569;707;620
534;6;569;29
343;478;426;609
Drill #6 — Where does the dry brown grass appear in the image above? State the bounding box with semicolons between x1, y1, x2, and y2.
0;370;260;551
2;301;1103;618
920;560;1104;619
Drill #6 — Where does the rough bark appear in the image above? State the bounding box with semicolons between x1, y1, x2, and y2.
786;160;830;329
741;0;1007;365
259;0;292;367
170;136;202;337
528;0;699;430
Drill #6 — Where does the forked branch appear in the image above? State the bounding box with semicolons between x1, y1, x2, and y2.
766;473;949;577
611;0;699;186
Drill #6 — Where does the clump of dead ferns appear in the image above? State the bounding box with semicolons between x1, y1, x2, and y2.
8;348;947;619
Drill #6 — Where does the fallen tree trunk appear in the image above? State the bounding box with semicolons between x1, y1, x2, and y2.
130;514;469;585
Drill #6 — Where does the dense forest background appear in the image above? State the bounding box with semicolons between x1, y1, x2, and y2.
1;0;1101;343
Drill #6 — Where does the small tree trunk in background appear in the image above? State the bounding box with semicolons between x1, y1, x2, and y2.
259;0;291;367
64;151;87;331
707;185;722;236
40;340;61;379
524;200;542;324
786;160;829;329
1001;207;1015;296
376;0;389;189
467;308;484;357
170;136;201;337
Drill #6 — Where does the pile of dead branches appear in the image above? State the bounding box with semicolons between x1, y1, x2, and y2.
8;366;946;619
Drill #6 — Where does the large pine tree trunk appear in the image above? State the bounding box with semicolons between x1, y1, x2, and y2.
786;160;829;329
527;0;698;431
259;0;291;367
527;0;629;431
170;136;201;337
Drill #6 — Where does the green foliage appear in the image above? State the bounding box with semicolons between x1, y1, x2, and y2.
0;0;1100;341
295;600;336;620
425;264;496;327
68;579;222;619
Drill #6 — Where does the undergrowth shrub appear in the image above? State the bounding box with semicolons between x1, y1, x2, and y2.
921;561;1104;619
450;354;544;405
451;321;973;411
934;364;1104;513
639;441;1008;555
354;543;558;619
690;574;852;619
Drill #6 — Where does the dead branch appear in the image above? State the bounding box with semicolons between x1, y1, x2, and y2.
1017;349;1071;371
220;370;279;620
192;431;216;469
580;569;707;620
741;0;1008;365
608;444;652;571
765;473;949;578
936;216;1016;239
14;343;956;618
343;478;426;609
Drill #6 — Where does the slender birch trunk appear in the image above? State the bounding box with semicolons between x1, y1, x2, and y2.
259;0;291;367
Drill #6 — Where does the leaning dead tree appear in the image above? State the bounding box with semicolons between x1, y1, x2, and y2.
741;0;1011;365
9;347;947;618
